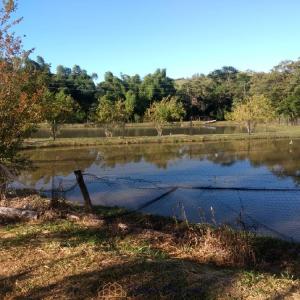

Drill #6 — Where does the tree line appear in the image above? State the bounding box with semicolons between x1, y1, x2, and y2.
1;0;300;167
28;57;300;126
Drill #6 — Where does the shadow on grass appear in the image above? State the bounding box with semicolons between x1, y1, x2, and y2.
12;258;238;300
0;221;112;250
1;215;300;275
0;253;84;298
1;211;300;299
0;208;176;251
8;257;300;300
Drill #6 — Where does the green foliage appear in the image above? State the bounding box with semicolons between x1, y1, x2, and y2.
42;90;76;140
177;67;252;120
25;55;300;126
124;90;136;120
141;68;176;104
146;96;185;136
95;97;129;136
49;64;97;121
226;95;276;134
278;87;300;124
0;1;45;165
176;75;213;119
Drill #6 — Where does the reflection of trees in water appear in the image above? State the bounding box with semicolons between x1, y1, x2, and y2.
97;142;254;169
192;140;299;184
19;148;99;186
19;139;300;186
190;140;300;184
247;140;300;184
99;140;300;183
99;144;185;169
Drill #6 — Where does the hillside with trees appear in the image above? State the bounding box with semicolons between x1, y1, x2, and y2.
26;58;300;128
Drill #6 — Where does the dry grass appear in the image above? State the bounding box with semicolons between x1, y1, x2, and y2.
0;196;300;299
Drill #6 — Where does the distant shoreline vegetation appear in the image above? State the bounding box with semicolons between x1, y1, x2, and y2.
28;59;300;125
23;122;300;149
24;57;300;140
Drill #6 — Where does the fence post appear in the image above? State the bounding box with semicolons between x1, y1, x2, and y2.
74;170;93;212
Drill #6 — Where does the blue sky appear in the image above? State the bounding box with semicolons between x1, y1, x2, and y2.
15;0;300;79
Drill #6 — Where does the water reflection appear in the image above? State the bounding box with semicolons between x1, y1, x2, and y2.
18;139;300;241
20;139;300;185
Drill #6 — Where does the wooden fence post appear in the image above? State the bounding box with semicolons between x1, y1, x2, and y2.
74;170;93;212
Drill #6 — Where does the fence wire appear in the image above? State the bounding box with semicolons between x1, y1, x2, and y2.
5;170;300;242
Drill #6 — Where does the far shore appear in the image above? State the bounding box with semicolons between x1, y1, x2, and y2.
23;123;300;150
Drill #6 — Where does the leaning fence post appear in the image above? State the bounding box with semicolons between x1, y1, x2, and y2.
74;170;93;212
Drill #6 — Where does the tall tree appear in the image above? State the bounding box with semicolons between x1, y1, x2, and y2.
42;90;76;140
177;75;213;119
278;87;300;124
0;0;45;166
141;69;176;106
48;64;97;121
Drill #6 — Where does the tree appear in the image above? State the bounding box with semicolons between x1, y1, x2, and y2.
226;95;276;134
124;90;136;121
42;90;76;140
141;69;176;105
177;67;251;121
97;71;126;103
177;75;213;119
49;64;97;121
0;0;45;165
95;97;129;137
278;88;300;124
146;96;185;136
208;66;240;120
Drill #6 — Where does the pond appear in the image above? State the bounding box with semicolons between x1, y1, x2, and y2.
17;139;300;241
31;124;256;138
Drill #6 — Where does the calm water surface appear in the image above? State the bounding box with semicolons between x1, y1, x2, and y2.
18;139;300;241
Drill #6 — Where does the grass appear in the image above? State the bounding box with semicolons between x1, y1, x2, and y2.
36;120;299;129
37;120;213;129
0;196;300;299
23;124;300;149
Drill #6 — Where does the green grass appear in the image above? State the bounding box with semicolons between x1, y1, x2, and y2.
23;128;300;149
24;121;300;149
37;120;208;129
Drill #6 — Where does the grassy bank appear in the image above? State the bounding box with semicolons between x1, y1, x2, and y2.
24;122;300;149
36;120;297;130
23;129;300;149
37;120;217;129
0;195;300;299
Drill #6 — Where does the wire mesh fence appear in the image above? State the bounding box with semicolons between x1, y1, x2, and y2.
4;167;300;242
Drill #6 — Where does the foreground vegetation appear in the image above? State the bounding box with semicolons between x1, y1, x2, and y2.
0;195;300;299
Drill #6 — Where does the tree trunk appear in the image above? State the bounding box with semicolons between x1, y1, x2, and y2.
246;121;251;135
121;123;125;139
104;125;113;137
51;121;57;141
156;124;163;137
